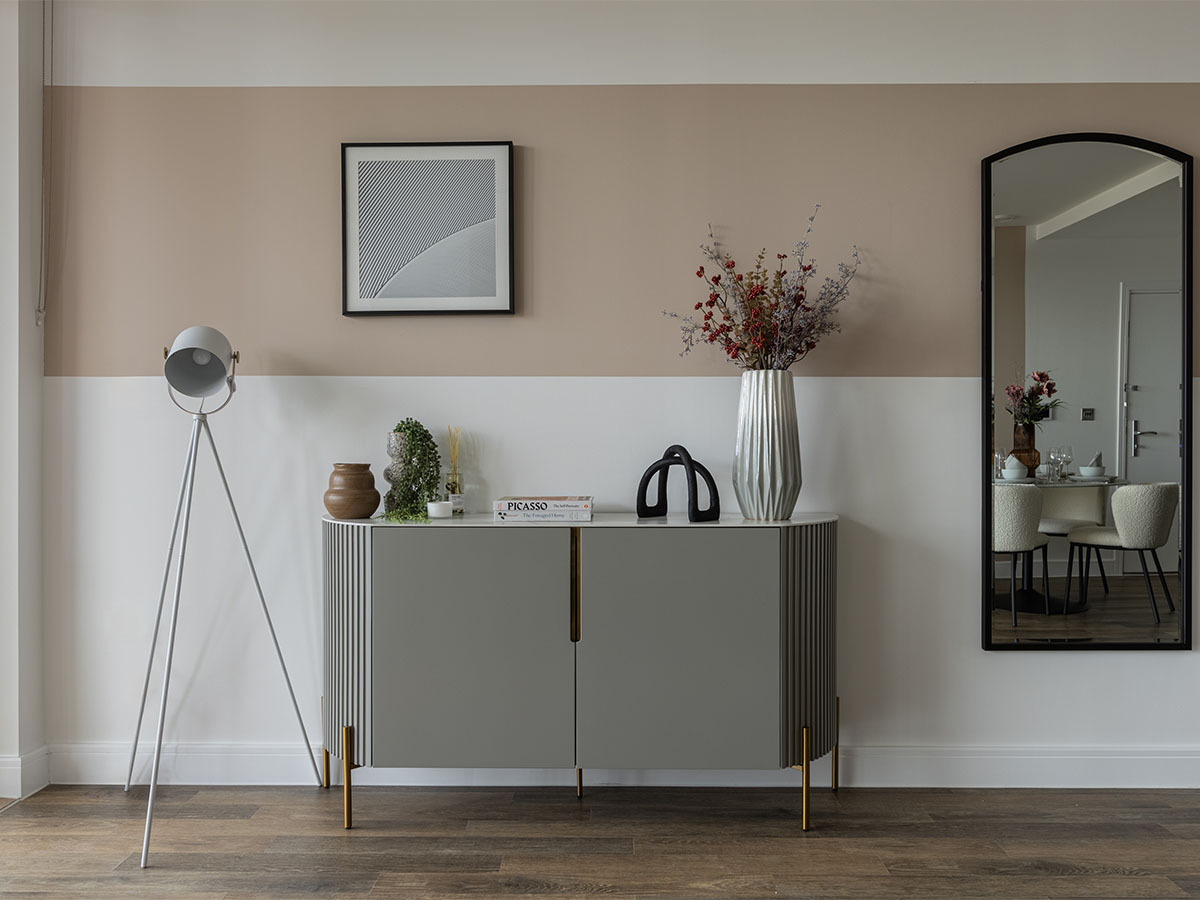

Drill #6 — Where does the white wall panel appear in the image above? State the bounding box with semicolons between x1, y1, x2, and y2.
40;375;1200;787
25;0;1200;795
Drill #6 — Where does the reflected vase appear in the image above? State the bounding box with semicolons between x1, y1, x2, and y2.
1012;423;1040;478
733;369;802;520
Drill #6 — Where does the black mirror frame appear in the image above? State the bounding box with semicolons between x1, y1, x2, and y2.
981;132;1194;651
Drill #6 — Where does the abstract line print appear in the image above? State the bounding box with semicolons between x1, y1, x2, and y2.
357;158;496;299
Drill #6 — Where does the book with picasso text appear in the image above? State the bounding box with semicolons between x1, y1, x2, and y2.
493;496;593;521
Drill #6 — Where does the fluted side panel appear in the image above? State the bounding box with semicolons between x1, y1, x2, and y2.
781;520;837;766
323;520;371;766
733;369;803;520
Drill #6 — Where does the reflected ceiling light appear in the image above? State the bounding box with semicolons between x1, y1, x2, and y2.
128;327;322;869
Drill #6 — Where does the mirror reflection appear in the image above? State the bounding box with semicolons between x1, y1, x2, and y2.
985;135;1191;648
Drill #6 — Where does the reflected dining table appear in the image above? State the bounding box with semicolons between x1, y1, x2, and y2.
993;477;1129;616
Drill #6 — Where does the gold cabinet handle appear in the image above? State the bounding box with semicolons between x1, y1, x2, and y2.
570;528;581;642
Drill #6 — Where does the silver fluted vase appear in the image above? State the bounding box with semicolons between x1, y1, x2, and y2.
732;369;802;520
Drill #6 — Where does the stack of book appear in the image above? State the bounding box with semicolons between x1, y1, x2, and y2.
493;496;593;522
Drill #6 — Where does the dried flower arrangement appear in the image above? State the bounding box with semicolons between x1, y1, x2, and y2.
667;207;860;371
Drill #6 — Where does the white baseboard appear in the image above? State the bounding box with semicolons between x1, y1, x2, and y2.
846;745;1200;788
44;741;1200;789
0;755;17;798
0;746;51;799
51;741;333;788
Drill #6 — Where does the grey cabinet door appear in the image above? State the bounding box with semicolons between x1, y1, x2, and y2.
371;527;574;768
577;527;781;770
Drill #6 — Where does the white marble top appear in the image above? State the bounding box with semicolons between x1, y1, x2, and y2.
323;512;839;528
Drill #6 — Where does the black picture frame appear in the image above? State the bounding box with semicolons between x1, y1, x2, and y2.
342;141;515;316
981;132;1193;651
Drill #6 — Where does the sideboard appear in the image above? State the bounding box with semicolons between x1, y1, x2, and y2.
321;513;838;829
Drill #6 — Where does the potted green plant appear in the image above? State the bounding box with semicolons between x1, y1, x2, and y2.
382;418;442;522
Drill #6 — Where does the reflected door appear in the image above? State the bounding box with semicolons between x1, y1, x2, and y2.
1122;287;1183;572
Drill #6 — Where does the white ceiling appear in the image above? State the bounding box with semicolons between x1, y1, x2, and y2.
52;0;1200;87
1057;180;1183;240
991;142;1183;240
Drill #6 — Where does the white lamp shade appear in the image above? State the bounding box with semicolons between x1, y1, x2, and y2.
164;326;234;398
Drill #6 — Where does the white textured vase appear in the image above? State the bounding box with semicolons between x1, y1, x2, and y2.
383;431;407;514
732;369;802;520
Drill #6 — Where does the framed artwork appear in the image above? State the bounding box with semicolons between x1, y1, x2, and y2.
342;141;514;315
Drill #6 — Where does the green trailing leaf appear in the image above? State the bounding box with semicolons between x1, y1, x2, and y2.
380;418;442;523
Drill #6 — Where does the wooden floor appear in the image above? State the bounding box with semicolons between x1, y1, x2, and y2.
5;785;1200;898
991;572;1184;644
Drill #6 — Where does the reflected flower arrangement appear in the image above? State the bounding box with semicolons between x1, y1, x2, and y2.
1005;370;1063;425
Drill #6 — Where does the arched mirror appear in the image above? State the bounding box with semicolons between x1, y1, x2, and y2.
982;133;1193;650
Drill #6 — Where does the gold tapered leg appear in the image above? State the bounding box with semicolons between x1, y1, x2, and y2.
575;768;582;799
342;725;353;829
832;696;840;793
321;698;330;789
801;726;811;831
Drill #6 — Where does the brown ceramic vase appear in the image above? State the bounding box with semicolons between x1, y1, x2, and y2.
323;463;381;520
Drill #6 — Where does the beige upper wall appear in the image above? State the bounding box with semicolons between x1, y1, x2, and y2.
45;83;1199;377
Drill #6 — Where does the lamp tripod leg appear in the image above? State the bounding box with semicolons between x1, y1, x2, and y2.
125;424;200;793
141;415;203;868
201;419;323;787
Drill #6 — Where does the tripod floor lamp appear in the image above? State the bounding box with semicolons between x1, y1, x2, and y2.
125;326;322;868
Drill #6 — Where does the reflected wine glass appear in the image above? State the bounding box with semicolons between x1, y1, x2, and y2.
994;449;1007;479
1047;446;1062;482
1060;444;1074;475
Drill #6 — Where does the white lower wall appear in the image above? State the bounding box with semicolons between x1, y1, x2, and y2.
41;375;1200;788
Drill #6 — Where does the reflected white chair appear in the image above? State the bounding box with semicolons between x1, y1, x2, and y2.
1066;483;1179;623
993;485;1050;626
1040;486;1109;596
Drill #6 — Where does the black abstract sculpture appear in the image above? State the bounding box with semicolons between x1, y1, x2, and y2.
636;445;720;523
